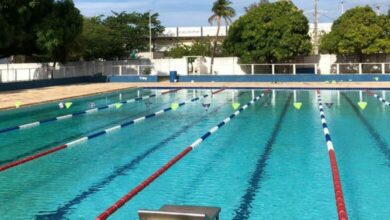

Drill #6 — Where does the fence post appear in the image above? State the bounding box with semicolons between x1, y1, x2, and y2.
119;66;122;76
359;63;362;75
314;64;318;75
15;69;17;82
272;64;275;75
382;63;385;75
336;64;340;75
251;64;254;75
29;69;31;81
138;65;141;75
293;64;296;75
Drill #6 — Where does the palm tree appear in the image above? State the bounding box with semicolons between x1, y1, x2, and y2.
208;0;235;74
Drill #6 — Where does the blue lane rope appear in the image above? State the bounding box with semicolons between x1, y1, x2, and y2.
96;90;269;220
0;89;223;172
0;89;180;134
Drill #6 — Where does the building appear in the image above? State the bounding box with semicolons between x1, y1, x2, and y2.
155;23;333;52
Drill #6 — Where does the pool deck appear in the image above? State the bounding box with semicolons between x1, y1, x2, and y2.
0;83;136;110
0;82;389;110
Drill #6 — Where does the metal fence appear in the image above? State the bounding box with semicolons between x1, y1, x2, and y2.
331;63;390;74
1;61;389;83
236;63;318;75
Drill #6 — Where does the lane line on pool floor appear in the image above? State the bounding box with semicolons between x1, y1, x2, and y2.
34;99;233;219
0;89;225;173
232;93;292;220
95;90;269;220
365;90;390;107
0;95;187;166
342;93;390;166
0;89;180;134
317;90;348;220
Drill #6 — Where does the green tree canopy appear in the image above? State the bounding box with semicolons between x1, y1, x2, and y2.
0;0;82;63
104;11;164;55
78;17;125;60
36;0;83;63
224;1;312;63
166;38;224;58
0;0;53;57
320;6;390;60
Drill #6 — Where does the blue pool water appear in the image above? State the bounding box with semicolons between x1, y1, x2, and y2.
0;89;389;220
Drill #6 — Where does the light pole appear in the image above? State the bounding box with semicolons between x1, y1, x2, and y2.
149;10;153;60
341;1;344;14
313;0;319;55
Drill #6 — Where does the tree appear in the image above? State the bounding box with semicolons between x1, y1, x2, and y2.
209;0;236;74
36;0;82;74
320;6;390;60
78;17;126;60
245;0;269;12
166;38;217;58
0;0;53;58
104;11;164;56
224;1;311;63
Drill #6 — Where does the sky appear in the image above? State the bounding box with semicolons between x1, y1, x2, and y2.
74;0;390;27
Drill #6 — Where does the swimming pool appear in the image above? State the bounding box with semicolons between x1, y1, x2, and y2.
0;88;389;219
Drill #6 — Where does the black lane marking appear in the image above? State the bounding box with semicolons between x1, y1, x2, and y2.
342;93;390;166
232;94;293;220
34;102;228;219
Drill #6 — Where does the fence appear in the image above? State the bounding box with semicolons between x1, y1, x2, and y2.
236;63;318;75
331;63;390;74
0;60;152;83
1;60;389;83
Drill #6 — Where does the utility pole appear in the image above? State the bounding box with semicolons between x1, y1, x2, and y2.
149;11;153;60
314;0;319;55
341;1;344;14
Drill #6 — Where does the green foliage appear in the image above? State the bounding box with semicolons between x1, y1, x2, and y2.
77;11;164;60
104;11;164;54
0;2;165;62
0;0;53;57
224;1;311;63
166;38;218;58
36;0;83;63
78;17;125;60
320;6;390;58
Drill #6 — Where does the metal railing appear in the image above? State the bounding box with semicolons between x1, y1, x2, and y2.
331;63;389;75
237;63;318;75
111;65;154;76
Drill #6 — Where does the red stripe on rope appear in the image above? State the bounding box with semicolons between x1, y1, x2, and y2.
0;145;68;172
161;89;181;95
211;89;225;95
96;146;193;220
329;150;348;220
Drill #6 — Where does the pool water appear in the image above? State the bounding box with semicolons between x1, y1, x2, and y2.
0;89;389;220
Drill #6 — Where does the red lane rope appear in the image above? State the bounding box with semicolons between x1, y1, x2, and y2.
161;89;181;95
0;145;67;172
329;150;348;220
316;90;348;220
96;147;193;220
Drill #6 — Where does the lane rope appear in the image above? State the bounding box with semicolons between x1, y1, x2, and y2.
95;90;269;220
316;90;348;220
0;89;224;172
0;89;181;134
365;90;390;107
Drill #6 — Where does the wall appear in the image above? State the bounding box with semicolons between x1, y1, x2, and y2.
0;75;106;91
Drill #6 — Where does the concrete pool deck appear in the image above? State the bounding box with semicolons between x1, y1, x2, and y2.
0;82;389;110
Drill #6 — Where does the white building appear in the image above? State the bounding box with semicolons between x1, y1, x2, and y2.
155;23;333;51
